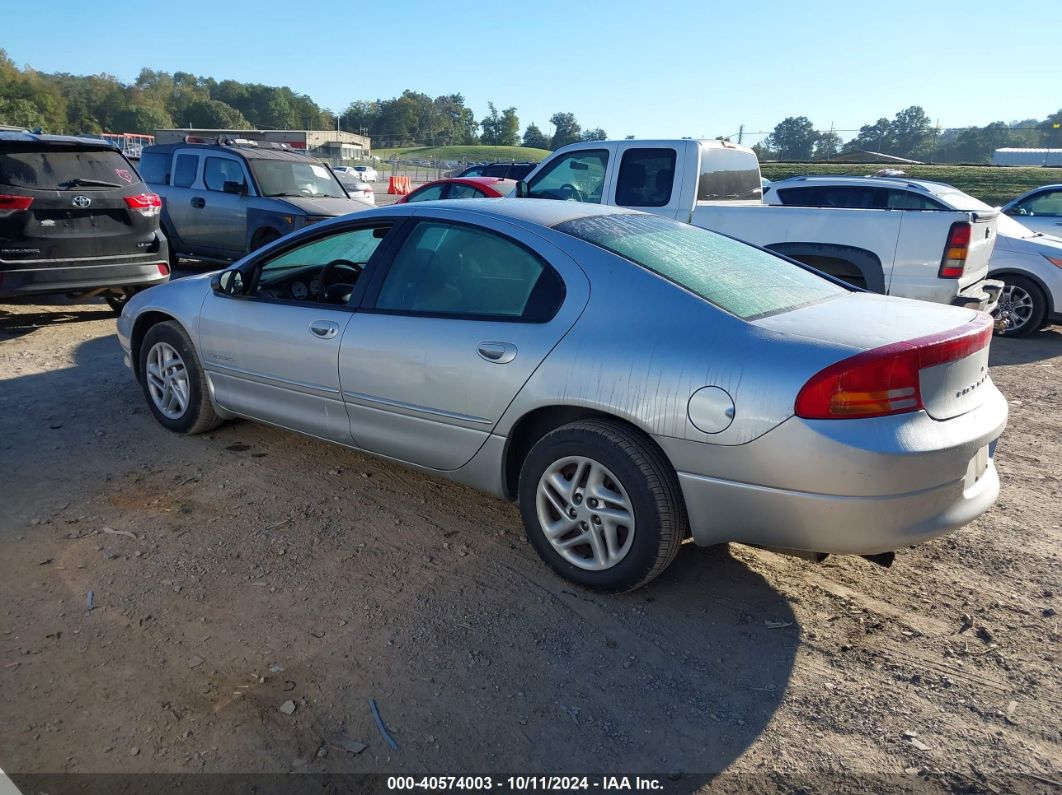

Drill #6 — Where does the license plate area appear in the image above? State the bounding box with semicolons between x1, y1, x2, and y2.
964;444;991;490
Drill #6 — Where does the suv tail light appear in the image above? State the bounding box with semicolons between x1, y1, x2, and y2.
0;194;33;218
157;262;170;276
124;193;162;217
939;221;971;278
795;315;993;420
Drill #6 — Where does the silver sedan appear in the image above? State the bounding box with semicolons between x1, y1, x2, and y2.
116;200;1007;591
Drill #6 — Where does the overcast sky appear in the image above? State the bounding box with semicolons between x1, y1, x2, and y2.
4;0;1059;143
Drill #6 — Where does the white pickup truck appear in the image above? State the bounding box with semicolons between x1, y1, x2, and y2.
519;138;1002;312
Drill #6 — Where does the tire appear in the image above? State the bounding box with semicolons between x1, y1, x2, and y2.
996;275;1047;338
517;419;688;592
138;321;222;435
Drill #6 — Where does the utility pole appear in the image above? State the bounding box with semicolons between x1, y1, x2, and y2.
737;124;744;145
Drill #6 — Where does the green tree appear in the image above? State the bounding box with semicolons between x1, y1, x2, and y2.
499;107;520;146
480;102;503;145
888;105;933;159
180;99;250;129
763;116;818;160
844;117;892;154
522;123;550;149
549;112;581;148
813;131;842;160
581;127;608;141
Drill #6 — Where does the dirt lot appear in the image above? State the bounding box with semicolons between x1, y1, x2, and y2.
0;294;1059;794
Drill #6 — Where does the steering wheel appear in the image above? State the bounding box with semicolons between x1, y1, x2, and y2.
318;259;363;302
558;183;585;202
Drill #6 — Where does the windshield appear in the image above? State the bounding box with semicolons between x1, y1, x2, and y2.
249;159;347;199
555;213;846;320
0;147;141;190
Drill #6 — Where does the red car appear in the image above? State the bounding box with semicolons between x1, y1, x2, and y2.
396;176;516;204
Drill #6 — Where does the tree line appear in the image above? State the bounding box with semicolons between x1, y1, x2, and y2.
754;106;1062;163
0;52;606;150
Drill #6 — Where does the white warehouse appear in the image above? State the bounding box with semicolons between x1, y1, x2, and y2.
991;148;1062;167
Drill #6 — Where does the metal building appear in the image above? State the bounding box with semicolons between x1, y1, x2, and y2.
991;148;1062;167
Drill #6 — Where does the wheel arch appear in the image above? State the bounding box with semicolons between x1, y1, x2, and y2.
765;242;885;293
501;405;678;501
130;310;183;382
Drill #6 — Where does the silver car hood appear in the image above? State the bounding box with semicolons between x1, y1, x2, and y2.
274;196;373;216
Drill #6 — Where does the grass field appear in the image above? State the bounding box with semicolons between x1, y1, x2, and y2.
760;162;1055;206
371;145;551;163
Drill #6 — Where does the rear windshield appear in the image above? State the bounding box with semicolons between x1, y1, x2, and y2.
0;147;141;190
697;146;762;202
555;213;845;320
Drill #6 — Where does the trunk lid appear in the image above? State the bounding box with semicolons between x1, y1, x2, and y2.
756;292;993;420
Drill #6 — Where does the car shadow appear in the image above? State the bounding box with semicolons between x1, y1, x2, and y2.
990;326;1062;366
0;302;114;339
1;335;799;789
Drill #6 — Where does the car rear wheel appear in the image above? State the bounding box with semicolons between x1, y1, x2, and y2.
518;419;687;592
996;275;1046;337
139;321;221;435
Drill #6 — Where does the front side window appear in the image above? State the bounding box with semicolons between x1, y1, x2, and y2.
204;157;247;192
1016;189;1062;217
252;225;391;303
375;221;562;320
172;154;199;188
250;159;346;199
0;147;141;190
615;148;677;207
527;149;609;203
556;213;844;320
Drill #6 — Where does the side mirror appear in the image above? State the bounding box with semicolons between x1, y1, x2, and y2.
514;180;528;198
223;180;246;195
212;270;244;295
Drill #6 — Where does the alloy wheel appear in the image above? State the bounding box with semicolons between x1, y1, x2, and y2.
536;455;636;571
998;283;1035;333
145;341;190;419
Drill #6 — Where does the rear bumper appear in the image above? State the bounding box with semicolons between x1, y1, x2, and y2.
0;259;169;298
952;278;1003;314
678;455;999;555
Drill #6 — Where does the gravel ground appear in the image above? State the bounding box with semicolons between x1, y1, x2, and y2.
0;294;1059;794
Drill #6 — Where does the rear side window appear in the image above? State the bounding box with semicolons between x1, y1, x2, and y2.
137;151;169;185
616;148;676;207
172;154;199;188
0;147;141;190
696;146;761;201
375;221;563;321
556;213;844;320
482;164;511;178
204;157;247;192
447;183;483;199
776;185;891;209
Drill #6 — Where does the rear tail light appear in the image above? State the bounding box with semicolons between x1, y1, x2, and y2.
124;192;162;217
0;194;33;218
157;262;170;276
939;221;971;278
795;314;993;420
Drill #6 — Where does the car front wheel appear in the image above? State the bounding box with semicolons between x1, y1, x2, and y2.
518;419;687;592
139;321;222;435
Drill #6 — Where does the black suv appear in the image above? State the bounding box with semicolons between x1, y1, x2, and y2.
457;162;538;180
0;132;170;313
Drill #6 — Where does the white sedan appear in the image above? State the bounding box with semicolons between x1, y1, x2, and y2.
337;176;375;205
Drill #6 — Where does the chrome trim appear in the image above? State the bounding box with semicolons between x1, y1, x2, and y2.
342;390;493;425
205;361;340;395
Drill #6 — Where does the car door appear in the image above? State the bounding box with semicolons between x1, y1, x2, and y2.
197;154;252;258
338;209;590;471
163;150;204;254
198;220;399;443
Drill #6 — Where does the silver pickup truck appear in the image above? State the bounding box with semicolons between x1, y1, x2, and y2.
520;139;1002;313
139;138;371;267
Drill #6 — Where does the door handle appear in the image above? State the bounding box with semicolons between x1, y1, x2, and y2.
309;320;339;339
191;197;206;209
477;341;517;364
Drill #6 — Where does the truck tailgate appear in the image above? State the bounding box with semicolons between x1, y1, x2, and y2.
958;211;998;291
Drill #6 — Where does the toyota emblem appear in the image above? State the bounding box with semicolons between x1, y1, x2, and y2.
72;195;91;208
